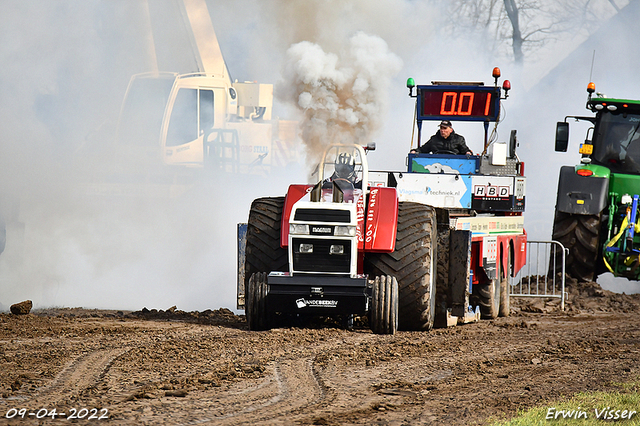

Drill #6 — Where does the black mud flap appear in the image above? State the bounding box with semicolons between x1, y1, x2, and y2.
555;166;608;215
435;227;476;327
435;209;451;328
449;230;472;319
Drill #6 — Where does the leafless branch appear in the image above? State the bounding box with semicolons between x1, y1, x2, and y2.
438;0;623;63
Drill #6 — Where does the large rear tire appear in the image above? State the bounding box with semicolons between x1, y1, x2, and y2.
246;272;270;331
551;210;601;282
370;276;398;335
364;202;437;331
245;197;288;292
244;197;287;328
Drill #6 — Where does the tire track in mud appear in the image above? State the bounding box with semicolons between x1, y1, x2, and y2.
30;346;133;406
191;332;399;425
179;355;329;425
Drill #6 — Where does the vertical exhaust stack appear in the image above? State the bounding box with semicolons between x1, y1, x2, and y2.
310;182;322;202
332;182;344;203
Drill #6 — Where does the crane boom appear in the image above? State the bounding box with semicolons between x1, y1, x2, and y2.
178;0;231;84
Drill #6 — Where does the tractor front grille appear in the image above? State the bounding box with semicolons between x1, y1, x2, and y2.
292;237;351;273
294;208;351;223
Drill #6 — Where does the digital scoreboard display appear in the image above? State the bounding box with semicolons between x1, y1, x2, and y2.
418;85;501;122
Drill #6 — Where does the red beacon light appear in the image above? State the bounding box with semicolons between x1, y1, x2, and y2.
492;67;509;98
502;79;511;98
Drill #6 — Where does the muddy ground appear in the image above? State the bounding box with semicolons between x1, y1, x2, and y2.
1;279;640;425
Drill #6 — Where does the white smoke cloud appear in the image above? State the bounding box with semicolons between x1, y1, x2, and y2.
282;32;402;165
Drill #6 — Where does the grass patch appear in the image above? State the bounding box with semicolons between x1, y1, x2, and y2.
491;380;640;425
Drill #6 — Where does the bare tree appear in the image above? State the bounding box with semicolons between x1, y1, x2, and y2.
607;0;621;11
441;0;624;64
503;0;523;63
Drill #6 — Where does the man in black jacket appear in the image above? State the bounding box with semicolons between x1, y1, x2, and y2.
412;120;472;155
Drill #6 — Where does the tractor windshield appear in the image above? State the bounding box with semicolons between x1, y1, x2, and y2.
592;112;640;174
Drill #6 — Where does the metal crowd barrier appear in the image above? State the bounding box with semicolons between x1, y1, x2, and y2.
511;240;567;311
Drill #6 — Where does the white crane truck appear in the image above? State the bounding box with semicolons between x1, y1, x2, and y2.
110;0;299;192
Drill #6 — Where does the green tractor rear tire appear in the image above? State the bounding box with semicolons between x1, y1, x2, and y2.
551;211;601;282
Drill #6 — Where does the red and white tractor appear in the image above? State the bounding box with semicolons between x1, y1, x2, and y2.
238;68;527;334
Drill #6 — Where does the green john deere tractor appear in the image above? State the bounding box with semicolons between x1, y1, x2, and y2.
553;82;640;282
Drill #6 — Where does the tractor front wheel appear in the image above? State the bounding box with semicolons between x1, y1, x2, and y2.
477;275;500;319
246;272;270;331
370;275;398;335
